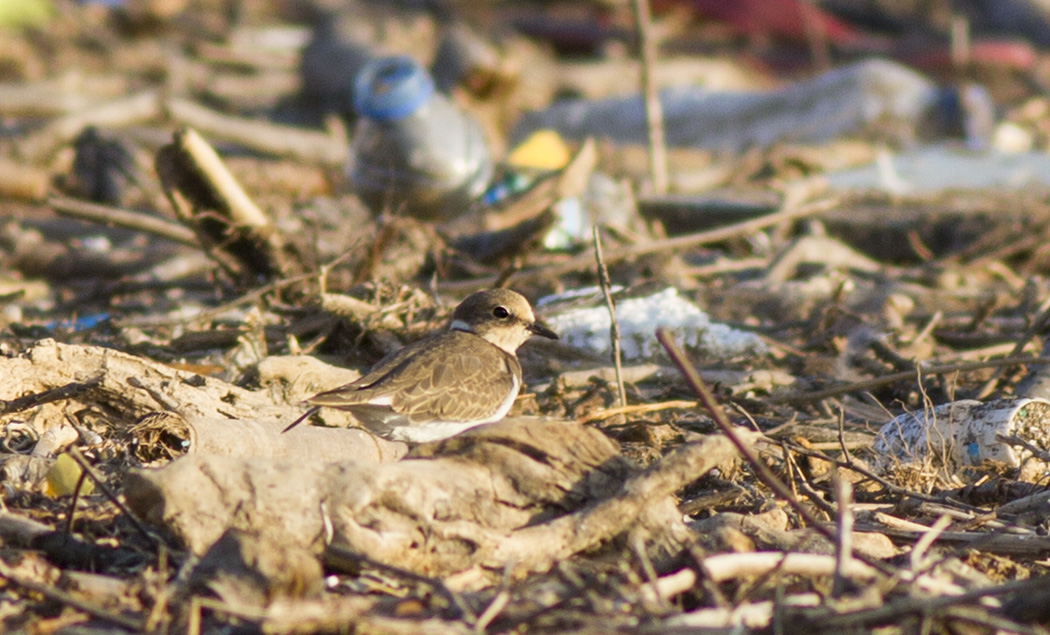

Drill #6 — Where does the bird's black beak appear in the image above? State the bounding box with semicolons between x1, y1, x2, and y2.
527;321;558;340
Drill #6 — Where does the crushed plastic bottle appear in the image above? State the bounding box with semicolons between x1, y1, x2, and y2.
543;172;635;250
539;287;766;361
873;396;1050;482
513;59;993;152
349;55;493;219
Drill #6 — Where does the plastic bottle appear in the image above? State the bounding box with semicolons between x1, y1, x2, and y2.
349;55;493;219
512;59;993;152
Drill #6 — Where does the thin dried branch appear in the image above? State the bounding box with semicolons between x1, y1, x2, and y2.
774;356;1050;404
19;90;162;162
593;226;627;408
50;196;198;247
0;375;102;416
631;0;668;194
0;558;145;631
166;98;347;166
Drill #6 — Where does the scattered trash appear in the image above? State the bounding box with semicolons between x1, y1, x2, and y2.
8;2;1050;631
873;397;1050;482
540;287;767;361
485;130;635;250
348;55;493;219
482;129;571;206
41;313;110;332
44;453;93;498
825;146;1050;194
514;59;993;152
543;172;635;250
505;129;572;171
0;0;53;29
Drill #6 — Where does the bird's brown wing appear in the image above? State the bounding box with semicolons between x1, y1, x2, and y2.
388;342;520;423
305;332;520;423
305;336;437;407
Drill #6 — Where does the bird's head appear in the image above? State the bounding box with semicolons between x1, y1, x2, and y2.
449;288;558;353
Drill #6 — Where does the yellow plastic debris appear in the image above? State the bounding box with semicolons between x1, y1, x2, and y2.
0;0;53;29
506;129;571;171
45;453;94;498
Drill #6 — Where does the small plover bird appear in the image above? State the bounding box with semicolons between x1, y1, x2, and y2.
283;289;557;442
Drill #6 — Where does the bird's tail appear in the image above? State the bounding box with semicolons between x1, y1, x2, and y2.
282;405;321;433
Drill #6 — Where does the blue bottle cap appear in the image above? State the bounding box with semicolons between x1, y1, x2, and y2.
353;55;435;121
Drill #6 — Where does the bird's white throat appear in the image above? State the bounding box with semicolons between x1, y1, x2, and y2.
450;319;527;354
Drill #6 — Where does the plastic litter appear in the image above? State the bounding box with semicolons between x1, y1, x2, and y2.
42;313;110;332
825;146;1050;194
543;172;635;250
513;59;993;152
873;397;1050;482
485;130;634;250
348;55;493;219
506;129;572;171
539;287;766;361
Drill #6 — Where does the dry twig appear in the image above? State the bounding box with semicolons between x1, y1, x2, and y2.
593;226;627;409
50;196;198;247
631;0;668;194
774;356;1050;403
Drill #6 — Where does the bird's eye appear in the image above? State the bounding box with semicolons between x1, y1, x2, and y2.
492;306;510;319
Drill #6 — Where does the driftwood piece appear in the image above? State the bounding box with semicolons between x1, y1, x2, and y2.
124;419;748;589
125;453;327;556
0;341;404;464
133;412;407;464
124;418;625;562
481;431;751;574
155;127;302;286
0;339;283;421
